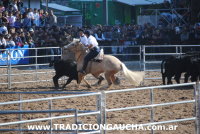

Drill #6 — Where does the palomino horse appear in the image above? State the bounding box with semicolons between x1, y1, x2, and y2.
64;39;144;88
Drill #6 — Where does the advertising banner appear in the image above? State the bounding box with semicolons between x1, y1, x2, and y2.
0;45;29;65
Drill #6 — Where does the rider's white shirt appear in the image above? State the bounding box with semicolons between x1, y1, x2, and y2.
80;35;88;45
87;35;98;48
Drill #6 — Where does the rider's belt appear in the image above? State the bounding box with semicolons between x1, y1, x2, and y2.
90;46;99;51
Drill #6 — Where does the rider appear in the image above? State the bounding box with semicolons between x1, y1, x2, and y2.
79;30;100;74
78;29;88;45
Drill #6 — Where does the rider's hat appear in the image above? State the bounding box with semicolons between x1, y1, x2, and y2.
78;29;84;33
84;30;91;36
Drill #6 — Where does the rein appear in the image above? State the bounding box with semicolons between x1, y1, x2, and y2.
75;52;83;62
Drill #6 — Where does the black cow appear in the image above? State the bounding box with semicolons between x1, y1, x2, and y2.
49;59;78;88
161;55;194;85
189;58;200;82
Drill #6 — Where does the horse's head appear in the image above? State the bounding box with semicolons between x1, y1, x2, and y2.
63;38;86;52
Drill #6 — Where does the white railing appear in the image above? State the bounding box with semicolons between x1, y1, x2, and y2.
0;47;61;89
1;44;200;87
0;83;199;134
0;46;142;89
0;92;102;134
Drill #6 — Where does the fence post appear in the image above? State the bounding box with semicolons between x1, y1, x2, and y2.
175;46;178;56
7;49;11;89
35;48;38;82
179;45;182;56
18;94;22;134
142;45;146;72
96;95;101;127
196;81;200;134
139;45;142;71
48;100;52;134
150;88;154;134
100;91;106;134
74;109;78;134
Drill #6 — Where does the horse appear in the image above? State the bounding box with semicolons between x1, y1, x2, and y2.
63;39;144;89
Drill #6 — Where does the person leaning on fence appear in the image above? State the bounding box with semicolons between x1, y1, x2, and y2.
79;30;100;74
94;29;105;45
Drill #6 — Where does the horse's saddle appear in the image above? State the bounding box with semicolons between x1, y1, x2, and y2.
92;49;104;62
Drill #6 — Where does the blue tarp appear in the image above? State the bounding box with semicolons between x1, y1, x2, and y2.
0;45;29;65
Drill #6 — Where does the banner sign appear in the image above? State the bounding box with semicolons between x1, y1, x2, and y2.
0;45;29;65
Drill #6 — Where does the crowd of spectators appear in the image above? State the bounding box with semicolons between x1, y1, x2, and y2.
0;0;57;51
0;0;200;57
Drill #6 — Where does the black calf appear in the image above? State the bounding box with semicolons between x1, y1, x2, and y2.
49;60;78;88
161;55;194;85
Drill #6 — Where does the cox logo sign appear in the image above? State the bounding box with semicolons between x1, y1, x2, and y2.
0;45;29;65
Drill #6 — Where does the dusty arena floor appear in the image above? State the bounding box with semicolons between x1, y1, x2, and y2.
0;66;196;134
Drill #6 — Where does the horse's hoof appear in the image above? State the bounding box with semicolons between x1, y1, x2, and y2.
87;85;92;88
114;78;120;85
102;84;112;89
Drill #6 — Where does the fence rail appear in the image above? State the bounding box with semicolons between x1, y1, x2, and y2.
0;83;199;134
0;45;142;89
1;44;200;87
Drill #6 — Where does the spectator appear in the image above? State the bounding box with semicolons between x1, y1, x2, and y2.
102;26;113;46
12;0;18;12
5;34;15;48
13;32;23;47
9;27;15;36
27;8;34;24
0;2;5;13
47;10;57;26
0;22;8;34
94;29;105;44
2;0;10;9
151;29;163;45
33;8;39;27
28;28;36;45
195;23;200;43
19;31;27;45
26;31;34;48
23;13;32;28
139;29;152;45
14;16;22;28
180;27;189;44
1;12;9;24
0;33;6;52
189;28;196;44
17;0;23;12
39;9;45;27
7;11;16;27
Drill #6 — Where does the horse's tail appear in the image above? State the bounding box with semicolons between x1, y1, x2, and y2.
121;63;144;86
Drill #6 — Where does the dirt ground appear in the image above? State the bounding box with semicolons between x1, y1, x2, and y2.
0;67;196;134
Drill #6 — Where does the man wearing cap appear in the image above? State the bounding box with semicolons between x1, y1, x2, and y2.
79;30;100;74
